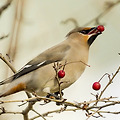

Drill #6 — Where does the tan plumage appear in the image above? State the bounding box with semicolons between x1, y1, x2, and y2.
0;26;103;97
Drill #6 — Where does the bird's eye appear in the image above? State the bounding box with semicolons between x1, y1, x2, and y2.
80;30;87;34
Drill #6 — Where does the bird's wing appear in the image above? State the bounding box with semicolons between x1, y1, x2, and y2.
0;44;70;85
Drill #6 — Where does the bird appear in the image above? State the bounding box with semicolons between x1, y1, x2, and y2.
0;25;104;98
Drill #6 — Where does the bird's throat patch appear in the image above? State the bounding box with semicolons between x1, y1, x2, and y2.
83;35;90;43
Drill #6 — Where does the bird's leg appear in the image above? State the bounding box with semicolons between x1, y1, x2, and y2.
46;92;64;106
44;93;60;104
43;86;61;103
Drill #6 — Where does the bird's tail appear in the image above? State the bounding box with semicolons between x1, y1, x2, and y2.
0;82;26;98
0;76;14;97
0;76;26;98
0;76;14;85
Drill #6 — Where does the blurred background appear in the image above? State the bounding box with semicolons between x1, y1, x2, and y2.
0;0;120;120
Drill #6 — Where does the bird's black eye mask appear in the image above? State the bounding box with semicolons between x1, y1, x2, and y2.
66;26;104;38
80;27;102;36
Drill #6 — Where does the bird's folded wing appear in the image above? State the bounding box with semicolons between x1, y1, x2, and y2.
0;44;70;85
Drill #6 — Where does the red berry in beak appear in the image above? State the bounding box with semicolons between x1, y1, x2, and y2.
58;70;65;78
92;82;101;90
97;25;105;32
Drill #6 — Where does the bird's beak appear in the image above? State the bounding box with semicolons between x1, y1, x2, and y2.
88;27;102;35
87;26;103;46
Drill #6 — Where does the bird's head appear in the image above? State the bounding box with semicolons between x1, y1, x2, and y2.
66;25;105;46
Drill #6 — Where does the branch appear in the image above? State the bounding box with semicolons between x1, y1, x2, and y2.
0;95;120;119
0;107;22;115
53;62;64;99
0;57;120;119
61;0;120;27
22;93;35;120
31;109;46;120
0;53;16;73
30;108;80;120
84;0;120;26
0;34;9;40
0;0;12;16
0;53;35;120
61;18;79;27
97;66;120;103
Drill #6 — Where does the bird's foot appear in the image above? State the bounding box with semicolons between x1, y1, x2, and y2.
45;92;65;105
46;93;60;100
44;93;59;104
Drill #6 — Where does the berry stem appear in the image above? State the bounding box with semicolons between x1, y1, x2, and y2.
53;62;64;99
96;66;120;105
98;73;110;82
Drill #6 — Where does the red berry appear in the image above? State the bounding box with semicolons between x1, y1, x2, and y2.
92;82;101;91
58;70;65;78
97;25;105;32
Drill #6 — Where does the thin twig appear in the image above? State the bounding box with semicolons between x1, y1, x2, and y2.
61;0;120;27
98;73;110;82
84;0;120;26
22;92;35;120
97;66;120;104
0;53;16;73
53;62;64;99
0;0;12;16
0;96;117;108
90;109;120;114
79;96;117;105
0;95;120;119
32;109;46;120
61;18;79;27
86;108;101;120
64;60;90;67
30;108;80;120
0;34;9;40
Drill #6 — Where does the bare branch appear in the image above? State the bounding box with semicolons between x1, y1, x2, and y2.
84;0;120;26
0;34;9;40
97;66;120;103
61;0;120;27
0;53;16;73
31;109;46;120
61;18;79;27
0;0;12;16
